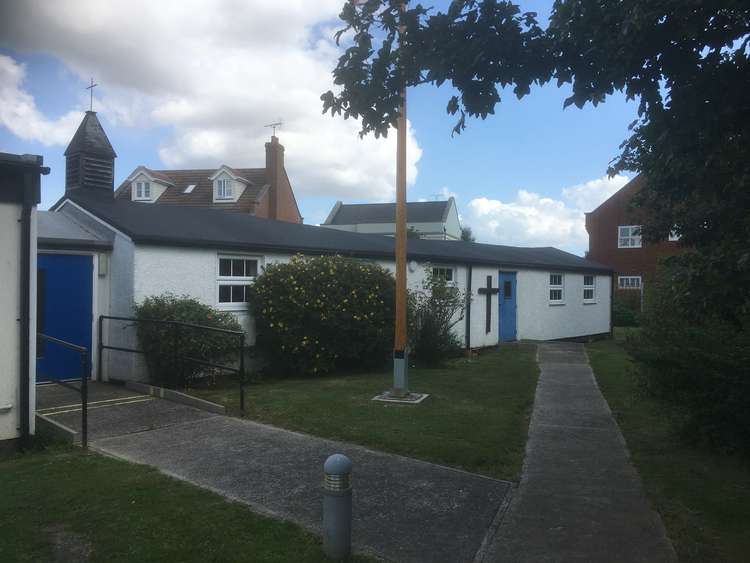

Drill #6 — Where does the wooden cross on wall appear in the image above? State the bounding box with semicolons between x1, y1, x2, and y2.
477;275;500;334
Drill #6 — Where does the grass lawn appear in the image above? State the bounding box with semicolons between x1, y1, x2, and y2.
195;344;539;481
0;447;369;563
587;338;750;563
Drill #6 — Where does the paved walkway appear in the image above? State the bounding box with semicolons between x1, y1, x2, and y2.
490;342;676;563
86;399;510;562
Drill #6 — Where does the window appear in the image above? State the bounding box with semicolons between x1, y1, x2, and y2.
135;181;151;200
618;225;642;248
184;184;196;194
217;178;233;200
503;280;512;299
549;273;564;303
618;276;642;290
583;275;596;302
217;256;259;306
432;267;454;282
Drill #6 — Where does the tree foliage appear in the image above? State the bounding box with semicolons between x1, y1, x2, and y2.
322;0;750;320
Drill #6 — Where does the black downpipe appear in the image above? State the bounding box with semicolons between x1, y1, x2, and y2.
19;173;33;447
465;264;472;351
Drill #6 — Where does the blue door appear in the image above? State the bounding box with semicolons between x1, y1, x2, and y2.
36;254;93;382
499;272;517;342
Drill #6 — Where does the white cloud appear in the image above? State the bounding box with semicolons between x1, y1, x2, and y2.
0;0;422;200
0;55;82;146
464;175;630;254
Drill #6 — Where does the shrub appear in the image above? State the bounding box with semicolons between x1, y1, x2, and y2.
248;255;395;376
133;293;243;388
630;265;750;453
613;289;641;326
408;268;466;366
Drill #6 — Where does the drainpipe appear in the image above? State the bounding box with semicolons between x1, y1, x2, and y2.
19;157;45;447
465;264;472;351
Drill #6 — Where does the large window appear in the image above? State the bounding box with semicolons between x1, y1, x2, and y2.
549;273;564;303
618;225;642;248
432;266;454;282
583;275;596;302
217;178;233;200
134;181;151;200
217;256;259;306
618;276;642;290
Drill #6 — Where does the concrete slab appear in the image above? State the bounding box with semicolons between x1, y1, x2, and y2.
47;397;217;441
490;342;676;563
94;416;511;563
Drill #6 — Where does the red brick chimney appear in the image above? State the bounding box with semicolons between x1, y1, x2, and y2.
265;136;284;220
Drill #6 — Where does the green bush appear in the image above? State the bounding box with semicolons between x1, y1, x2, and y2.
630;265;750;453
613;289;641;326
133;293;243;388
248;255;395;376
408;268;466;366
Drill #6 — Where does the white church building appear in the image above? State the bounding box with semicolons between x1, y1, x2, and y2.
37;111;613;383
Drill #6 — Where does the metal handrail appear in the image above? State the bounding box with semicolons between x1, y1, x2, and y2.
37;333;89;448
98;315;247;414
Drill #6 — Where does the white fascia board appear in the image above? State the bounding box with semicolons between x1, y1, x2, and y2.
209;165;250;184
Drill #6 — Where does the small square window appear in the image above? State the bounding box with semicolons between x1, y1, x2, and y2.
549;273;564;303
432;267;454;282
550;289;563;301
219;285;231;303
550;274;562;286
217;178;233;200
583;274;596;302
232;259;245;277
135;181;151;200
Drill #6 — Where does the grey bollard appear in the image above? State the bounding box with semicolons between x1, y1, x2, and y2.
323;453;352;560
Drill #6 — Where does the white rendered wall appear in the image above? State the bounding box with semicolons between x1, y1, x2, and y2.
133;246;291;346
0;202;36;441
516;271;611;340
323;221;459;239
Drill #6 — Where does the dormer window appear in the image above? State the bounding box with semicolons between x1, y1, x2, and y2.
135;181;151;200
217;178;233;200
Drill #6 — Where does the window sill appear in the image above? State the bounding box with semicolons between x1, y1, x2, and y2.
217;304;249;312
549;301;566;306
583;301;598;305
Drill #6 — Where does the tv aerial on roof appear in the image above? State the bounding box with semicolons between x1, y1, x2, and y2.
264;119;283;136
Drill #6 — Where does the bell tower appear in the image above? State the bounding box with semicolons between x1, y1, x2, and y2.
64;111;117;195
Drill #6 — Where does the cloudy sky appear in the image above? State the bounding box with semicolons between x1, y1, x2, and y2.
0;0;636;255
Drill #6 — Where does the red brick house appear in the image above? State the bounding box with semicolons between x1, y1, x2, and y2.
585;174;682;293
114;135;302;223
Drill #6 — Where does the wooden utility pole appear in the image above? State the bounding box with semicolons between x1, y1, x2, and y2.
392;2;409;396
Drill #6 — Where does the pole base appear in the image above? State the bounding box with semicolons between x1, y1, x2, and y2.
392;350;409;397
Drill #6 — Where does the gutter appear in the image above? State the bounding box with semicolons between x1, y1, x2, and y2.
465;264;472;351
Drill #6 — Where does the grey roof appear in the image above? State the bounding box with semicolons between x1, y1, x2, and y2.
38;210;113;250
325;200;452;225
58;189;611;273
64;111;117;158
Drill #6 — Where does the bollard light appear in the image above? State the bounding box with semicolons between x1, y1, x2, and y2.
323;453;353;560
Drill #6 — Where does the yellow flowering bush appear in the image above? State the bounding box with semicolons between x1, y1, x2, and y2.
248;255;395;376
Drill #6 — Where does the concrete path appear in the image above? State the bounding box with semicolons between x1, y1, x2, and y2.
92;410;510;562
490;342;676;563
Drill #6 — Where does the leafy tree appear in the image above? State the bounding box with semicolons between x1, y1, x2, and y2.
460;226;475;242
406;225;422;238
322;0;750;320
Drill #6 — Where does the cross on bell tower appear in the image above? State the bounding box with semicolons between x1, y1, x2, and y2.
86;78;98;112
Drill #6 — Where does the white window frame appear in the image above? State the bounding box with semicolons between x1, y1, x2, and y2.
618;225;642;248
216;178;233;201
432;266;454;283
618;275;642;290
134;181;151;201
216;254;261;309
549;272;565;304
583;274;596;303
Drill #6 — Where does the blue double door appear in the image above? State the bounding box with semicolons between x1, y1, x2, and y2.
36;254;94;382
499;272;517;342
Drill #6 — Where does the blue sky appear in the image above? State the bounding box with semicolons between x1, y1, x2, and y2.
0;0;638;255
